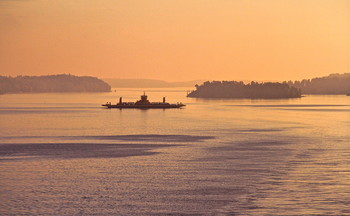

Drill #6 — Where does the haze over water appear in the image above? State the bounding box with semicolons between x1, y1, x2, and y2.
1;89;350;215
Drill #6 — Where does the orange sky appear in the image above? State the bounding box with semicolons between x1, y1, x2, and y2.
0;0;349;81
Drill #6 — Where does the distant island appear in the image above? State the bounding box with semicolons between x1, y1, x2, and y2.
0;74;111;94
188;73;350;99
188;81;301;99
103;78;205;88
287;73;350;95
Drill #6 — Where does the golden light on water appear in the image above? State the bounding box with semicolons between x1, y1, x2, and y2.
1;1;350;215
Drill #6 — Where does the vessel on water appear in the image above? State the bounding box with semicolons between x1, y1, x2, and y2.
102;93;185;109
347;93;350;96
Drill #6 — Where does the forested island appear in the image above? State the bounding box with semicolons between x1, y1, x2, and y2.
188;81;301;99
0;74;111;94
287;73;350;94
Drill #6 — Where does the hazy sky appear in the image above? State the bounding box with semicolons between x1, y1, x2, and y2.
0;0;349;81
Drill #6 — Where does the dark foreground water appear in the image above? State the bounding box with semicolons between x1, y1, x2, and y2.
0;89;350;215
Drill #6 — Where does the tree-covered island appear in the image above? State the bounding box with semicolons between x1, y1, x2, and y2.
287;73;350;95
0;74;111;94
188;81;301;99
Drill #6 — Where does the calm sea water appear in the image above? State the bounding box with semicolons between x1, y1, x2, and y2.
0;89;349;215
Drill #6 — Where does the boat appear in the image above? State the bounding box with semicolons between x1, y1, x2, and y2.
102;93;186;109
347;93;350;96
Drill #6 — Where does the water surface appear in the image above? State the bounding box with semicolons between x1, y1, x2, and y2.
0;90;349;215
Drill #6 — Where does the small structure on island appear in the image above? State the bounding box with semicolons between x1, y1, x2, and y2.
102;93;185;109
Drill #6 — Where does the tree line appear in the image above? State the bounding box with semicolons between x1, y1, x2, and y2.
188;81;301;99
285;73;350;94
0;74;111;94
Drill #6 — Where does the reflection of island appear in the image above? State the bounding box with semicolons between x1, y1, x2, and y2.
0;74;111;94
187;81;301;99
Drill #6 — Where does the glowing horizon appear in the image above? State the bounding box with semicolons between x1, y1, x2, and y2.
0;0;349;82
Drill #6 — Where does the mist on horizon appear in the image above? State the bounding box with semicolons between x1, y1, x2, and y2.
0;0;349;82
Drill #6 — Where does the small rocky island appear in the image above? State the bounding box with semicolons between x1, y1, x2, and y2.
0;74;111;94
188;81;301;99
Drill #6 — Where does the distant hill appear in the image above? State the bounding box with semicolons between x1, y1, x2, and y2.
188;81;301;99
103;78;205;88
287;73;350;94
0;74;111;94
